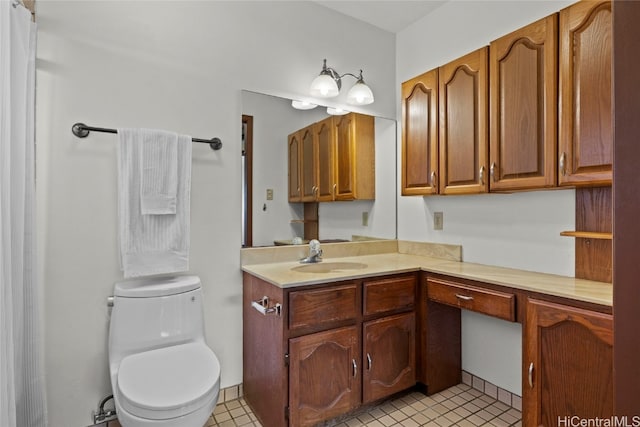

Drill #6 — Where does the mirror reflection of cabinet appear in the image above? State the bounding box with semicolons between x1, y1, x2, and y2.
315;118;335;201
288;113;375;203
288;132;302;202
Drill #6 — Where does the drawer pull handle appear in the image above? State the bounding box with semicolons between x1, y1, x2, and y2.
367;353;372;370
352;359;358;378
528;362;534;388
251;296;282;316
455;294;474;302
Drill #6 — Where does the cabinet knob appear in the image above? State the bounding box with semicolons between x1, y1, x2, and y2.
479;166;486;185
490;162;497;182
528;362;535;389
560;152;567;176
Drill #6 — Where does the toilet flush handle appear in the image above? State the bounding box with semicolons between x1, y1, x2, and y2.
107;296;114;307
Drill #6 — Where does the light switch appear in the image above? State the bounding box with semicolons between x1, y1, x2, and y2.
266;189;273;200
362;212;369;226
434;212;443;230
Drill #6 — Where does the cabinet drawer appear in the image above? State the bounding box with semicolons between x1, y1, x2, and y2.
289;283;358;331
364;276;415;316
427;278;515;321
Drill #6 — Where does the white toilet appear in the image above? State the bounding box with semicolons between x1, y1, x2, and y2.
108;275;220;427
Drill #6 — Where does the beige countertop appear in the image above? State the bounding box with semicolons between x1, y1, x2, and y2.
241;251;612;307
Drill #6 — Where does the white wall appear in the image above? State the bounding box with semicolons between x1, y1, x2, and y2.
35;2;395;425
396;0;575;395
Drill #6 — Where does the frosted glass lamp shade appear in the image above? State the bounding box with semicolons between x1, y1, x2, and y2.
310;74;340;98
347;81;374;105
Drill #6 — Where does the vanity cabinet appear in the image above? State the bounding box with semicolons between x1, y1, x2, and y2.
489;14;558;191
362;312;415;403
438;47;489;195
289;326;360;427
523;298;613;426
401;68;439;195
558;0;612;186
243;272;417;427
288;113;375;202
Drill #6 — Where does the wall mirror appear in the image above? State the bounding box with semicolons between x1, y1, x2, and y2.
241;90;397;247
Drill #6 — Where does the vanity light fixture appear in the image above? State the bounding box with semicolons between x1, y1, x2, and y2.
291;100;317;110
309;59;374;106
326;107;349;116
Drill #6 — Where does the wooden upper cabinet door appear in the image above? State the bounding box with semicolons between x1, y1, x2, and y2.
300;126;317;202
489;14;558;191
524;299;613;427
559;1;612;186
289;326;360;427
288;131;302;202
439;47;489;195
333;114;356;200
362;313;416;403
401;69;439;195
314;118;335;201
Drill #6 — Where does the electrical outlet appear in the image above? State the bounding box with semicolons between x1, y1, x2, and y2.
266;189;273;200
362;212;369;226
433;212;443;230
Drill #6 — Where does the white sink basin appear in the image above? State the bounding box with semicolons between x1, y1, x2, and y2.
291;262;368;274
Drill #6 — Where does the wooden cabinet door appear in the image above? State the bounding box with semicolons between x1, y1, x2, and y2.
489;15;558;191
362;313;416;404
524;299;613;427
288;131;302;202
559;1;612;186
300;126;317;202
439;47;489;195
401;69;439;195
289;326;360;427
314;118;335;201
333;114;356;200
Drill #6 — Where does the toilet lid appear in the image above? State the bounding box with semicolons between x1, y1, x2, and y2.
117;342;220;420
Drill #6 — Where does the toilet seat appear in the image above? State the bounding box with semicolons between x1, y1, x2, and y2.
116;342;220;420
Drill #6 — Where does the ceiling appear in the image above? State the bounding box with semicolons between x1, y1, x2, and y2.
313;1;448;33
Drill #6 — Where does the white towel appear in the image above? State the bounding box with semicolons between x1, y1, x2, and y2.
135;128;178;214
117;128;192;278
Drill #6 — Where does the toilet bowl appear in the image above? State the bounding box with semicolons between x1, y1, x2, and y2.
108;275;220;427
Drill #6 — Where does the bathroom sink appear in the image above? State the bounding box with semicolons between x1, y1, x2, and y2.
291;262;368;274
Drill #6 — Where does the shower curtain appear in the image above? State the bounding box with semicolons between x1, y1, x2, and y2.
0;1;47;427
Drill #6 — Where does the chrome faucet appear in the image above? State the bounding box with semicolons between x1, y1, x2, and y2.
300;239;323;263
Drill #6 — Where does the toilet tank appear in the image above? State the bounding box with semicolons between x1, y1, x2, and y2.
109;275;206;365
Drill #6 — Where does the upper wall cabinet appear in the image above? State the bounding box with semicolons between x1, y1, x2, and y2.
300;125;317;202
489;15;558;191
401;69;439;196
559;0;612;186
439;47;489;195
333;113;375;200
288;131;302;202
288;113;375;202
314;117;336;201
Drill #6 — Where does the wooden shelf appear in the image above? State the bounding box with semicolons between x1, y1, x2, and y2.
560;231;613;240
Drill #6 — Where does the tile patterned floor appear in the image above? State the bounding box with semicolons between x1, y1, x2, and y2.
205;383;522;427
